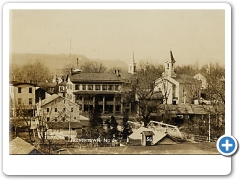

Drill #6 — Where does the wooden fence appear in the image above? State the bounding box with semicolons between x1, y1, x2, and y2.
193;135;218;142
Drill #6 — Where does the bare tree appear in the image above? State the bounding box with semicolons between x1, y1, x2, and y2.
11;100;35;143
10;61;52;85
124;62;164;127
197;63;225;140
201;63;225;103
80;61;107;73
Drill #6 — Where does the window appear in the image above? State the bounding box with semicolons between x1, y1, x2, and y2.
46;108;50;112
55;117;58;122
115;85;119;91
71;108;74;112
70;84;72;90
63;107;66;111
95;85;100;90
74;117;76;120
29;98;32;105
18;98;22;104
102;85;107;90
55;108;57;112
82;85;86;90
47;117;50;122
75;85;80;90
18;87;21;93
88;85;93;90
29;87;32;93
108;85;113;91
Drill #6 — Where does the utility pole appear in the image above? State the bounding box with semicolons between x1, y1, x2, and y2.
208;112;211;142
69;113;71;142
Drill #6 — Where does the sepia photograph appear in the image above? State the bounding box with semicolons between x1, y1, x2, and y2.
8;6;226;156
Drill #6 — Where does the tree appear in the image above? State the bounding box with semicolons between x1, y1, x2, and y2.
125;62;164;127
107;115;119;139
10;61;52;85
121;110;133;140
175;62;200;76
61;61;107;74
197;63;225;140
201;63;225;103
11;100;35;143
88;98;103;138
80;61;107;73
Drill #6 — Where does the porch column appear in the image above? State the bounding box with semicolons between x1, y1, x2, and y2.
93;96;95;108
82;97;84;113
129;103;131;114
103;96;105;114
120;96;123;114
113;95;116;114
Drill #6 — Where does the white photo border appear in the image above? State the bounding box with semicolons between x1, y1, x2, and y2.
3;2;231;175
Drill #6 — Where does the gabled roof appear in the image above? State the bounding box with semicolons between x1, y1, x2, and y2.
141;131;155;136
69;73;124;83
154;133;176;145
177;104;195;114
10;81;36;87
58;81;67;86
40;94;61;106
129;127;176;145
10;137;36;154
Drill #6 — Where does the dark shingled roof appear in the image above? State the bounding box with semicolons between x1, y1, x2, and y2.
58;81;67;86
158;104;225;115
141;131;155;136
69;73;124;83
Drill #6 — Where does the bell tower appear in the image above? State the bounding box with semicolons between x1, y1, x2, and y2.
163;50;176;78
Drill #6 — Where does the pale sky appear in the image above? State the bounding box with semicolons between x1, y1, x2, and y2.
9;10;225;66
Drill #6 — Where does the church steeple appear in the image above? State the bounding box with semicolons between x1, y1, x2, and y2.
163;50;177;78
128;51;137;74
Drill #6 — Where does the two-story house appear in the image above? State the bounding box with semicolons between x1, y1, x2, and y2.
10;81;36;117
36;94;82;123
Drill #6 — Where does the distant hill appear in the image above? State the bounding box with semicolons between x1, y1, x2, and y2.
9;53;128;73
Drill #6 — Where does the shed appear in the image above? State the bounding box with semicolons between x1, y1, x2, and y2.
10;137;43;155
141;131;155;146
